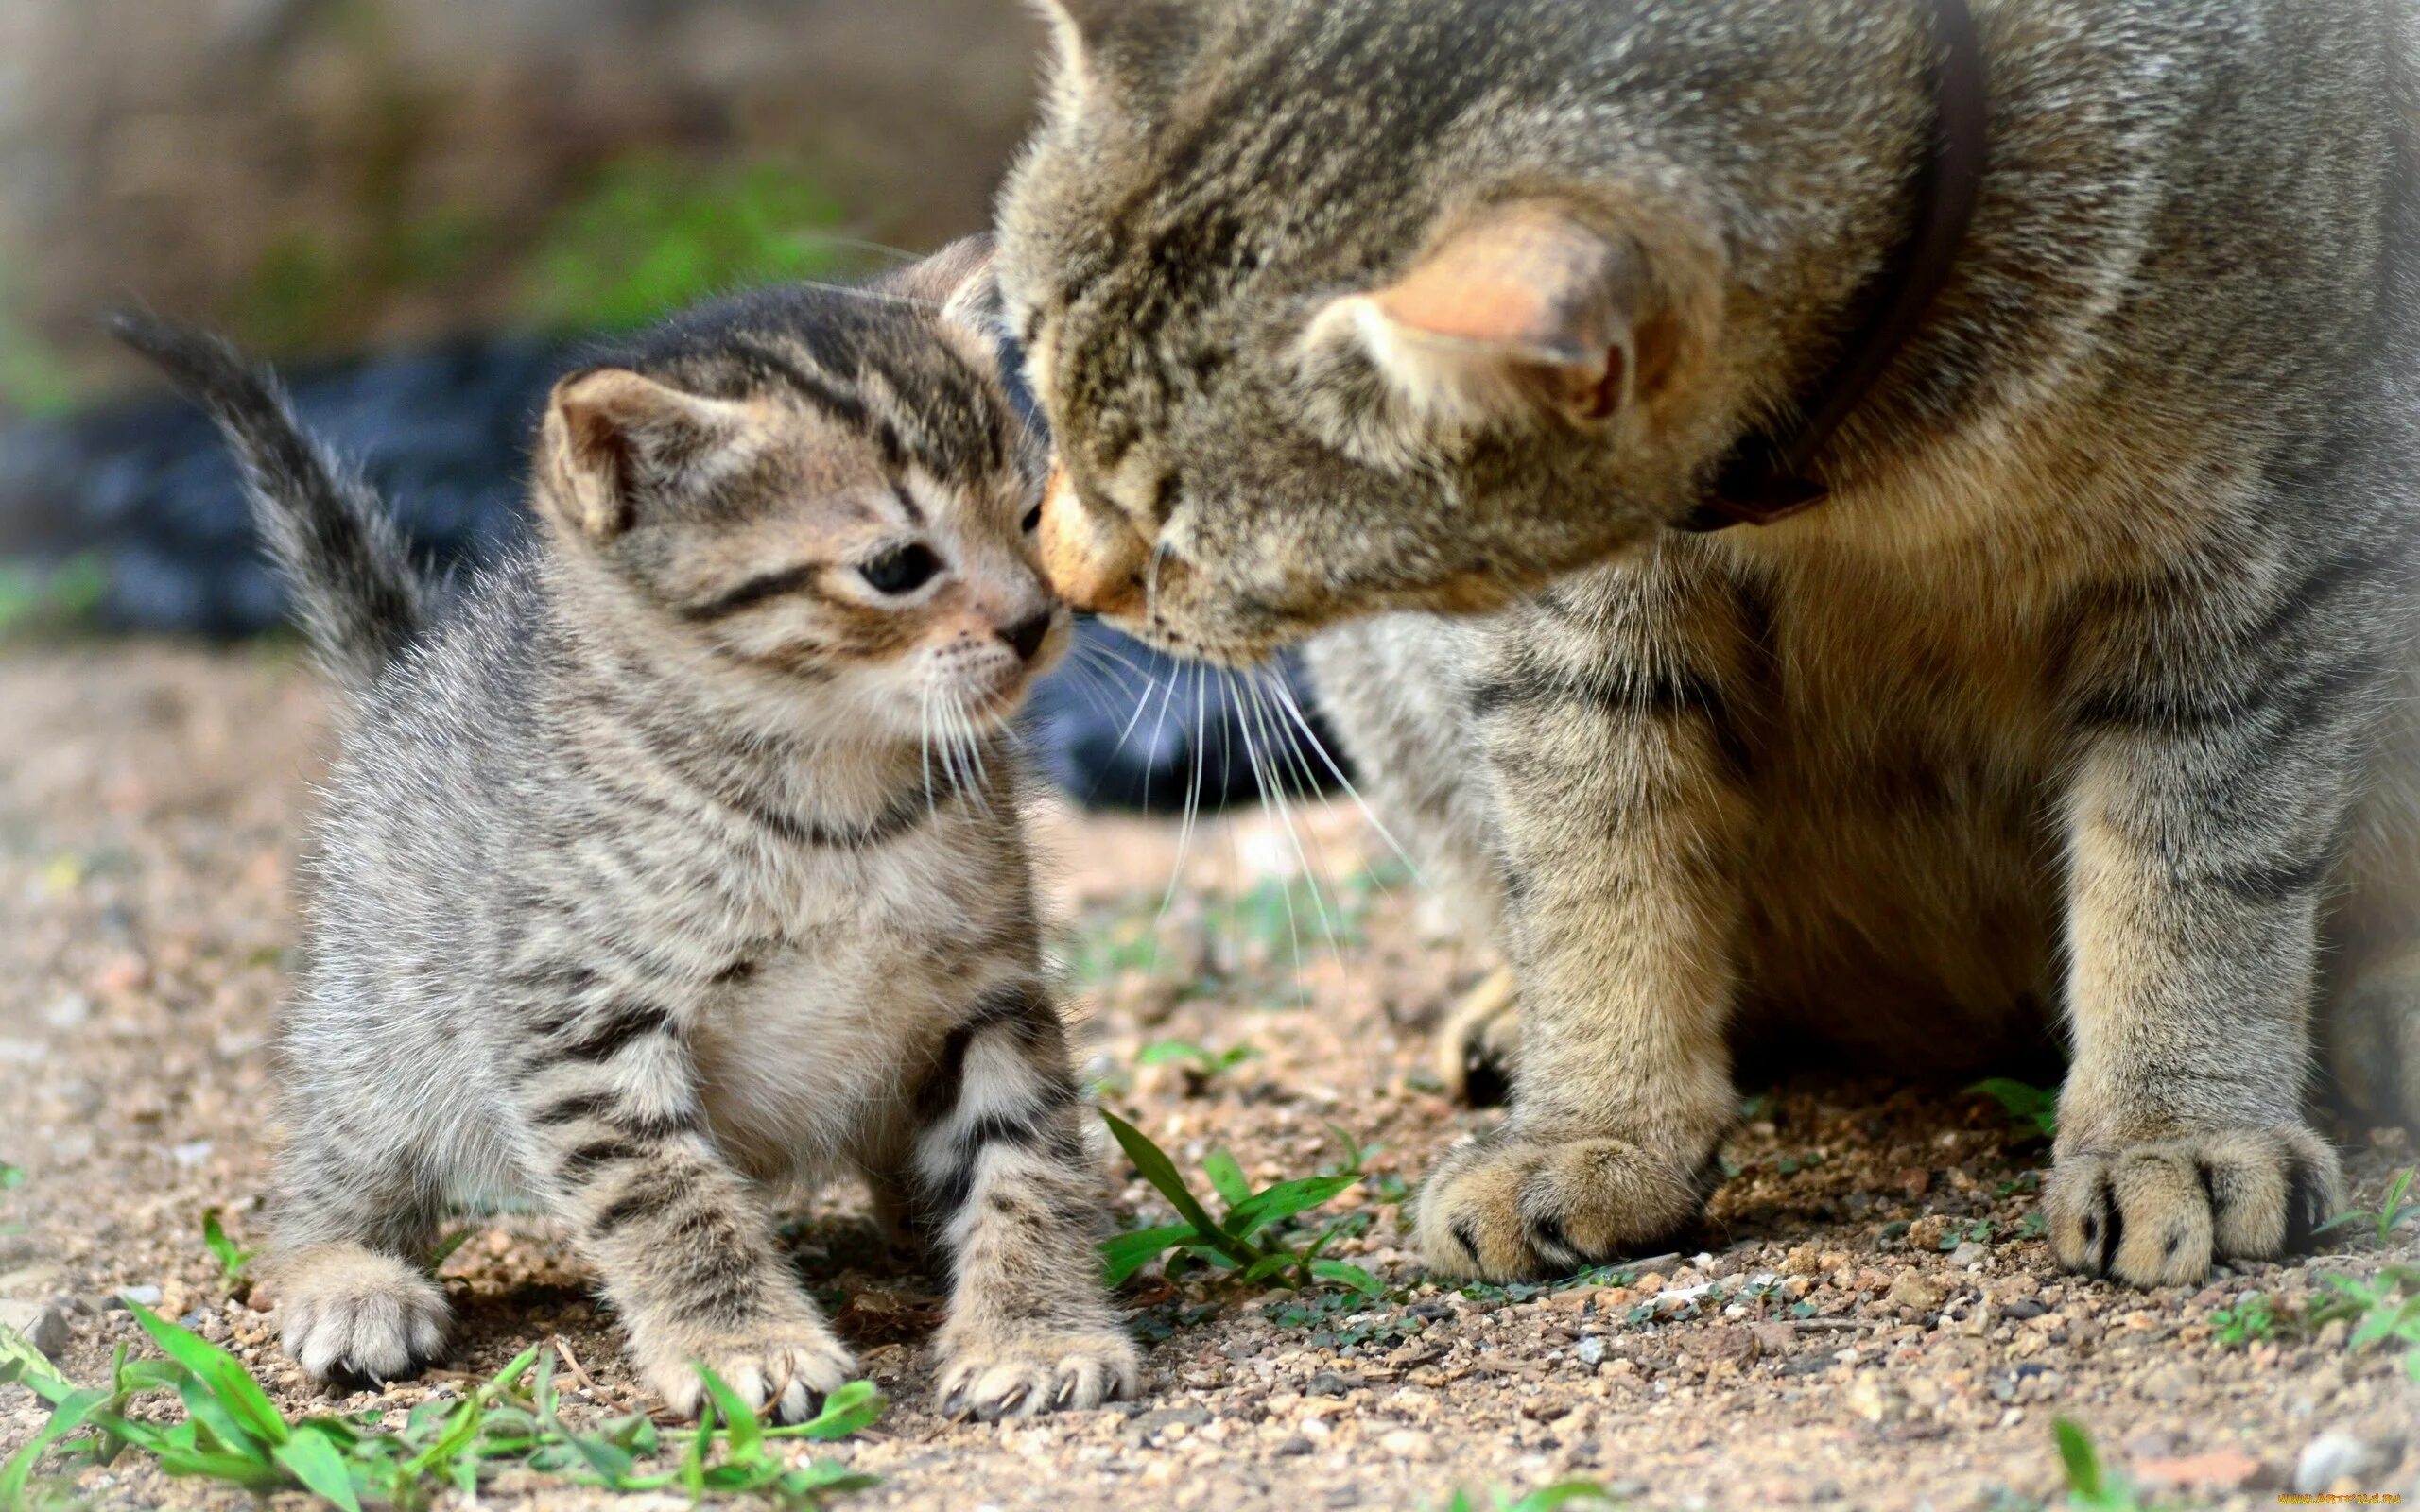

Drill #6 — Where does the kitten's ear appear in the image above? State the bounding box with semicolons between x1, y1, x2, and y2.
1305;201;1664;433
1036;0;1210;100
540;369;751;541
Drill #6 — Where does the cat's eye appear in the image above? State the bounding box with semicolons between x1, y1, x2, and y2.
1021;502;1044;533
859;542;942;596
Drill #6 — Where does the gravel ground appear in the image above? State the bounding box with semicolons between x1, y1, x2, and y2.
2;644;2414;1512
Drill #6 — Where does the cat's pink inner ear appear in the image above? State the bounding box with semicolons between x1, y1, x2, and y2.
1371;202;1643;420
544;369;736;540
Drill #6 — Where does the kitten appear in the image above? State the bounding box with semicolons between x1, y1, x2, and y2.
112;242;1141;1421
995;0;2419;1286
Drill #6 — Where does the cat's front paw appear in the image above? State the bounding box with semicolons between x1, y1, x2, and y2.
2044;1127;2341;1287
637;1313;858;1426
1415;1127;1713;1282
934;1327;1141;1420
276;1245;451;1386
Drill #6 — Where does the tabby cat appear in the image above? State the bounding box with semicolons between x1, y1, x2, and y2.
112;242;1140;1419
994;0;2420;1285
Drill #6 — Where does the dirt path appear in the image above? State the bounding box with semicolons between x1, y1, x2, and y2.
2;645;2413;1512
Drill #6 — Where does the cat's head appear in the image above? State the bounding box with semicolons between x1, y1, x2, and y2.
533;239;1066;741
997;0;1894;662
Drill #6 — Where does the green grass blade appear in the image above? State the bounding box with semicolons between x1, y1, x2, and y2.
1307;1260;1385;1297
1101;1110;1256;1264
425;1228;478;1272
682;1396;714;1500
1506;1483;1621;1512
2054;1418;2102;1497
1225;1174;1359;1240
0;1386;108;1508
272;1426;364;1511
128;1302;290;1448
1103;1223;1201;1286
695;1365;764;1457
175;1374;273;1461
1204;1150;1253;1210
787;1380;884;1442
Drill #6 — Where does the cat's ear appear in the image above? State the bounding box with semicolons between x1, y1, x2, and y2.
1304;201;1664;434
539;369;752;541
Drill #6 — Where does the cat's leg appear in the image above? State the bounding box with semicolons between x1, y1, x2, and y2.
520;1019;853;1423
1413;567;1766;1280
267;1118;451;1386
2325;658;2420;1123
908;979;1138;1420
1304;620;1519;1104
2043;541;2395;1285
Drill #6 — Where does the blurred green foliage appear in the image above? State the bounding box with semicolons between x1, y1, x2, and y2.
0;265;80;419
228;153;849;361
517;156;850;332
0;556;108;640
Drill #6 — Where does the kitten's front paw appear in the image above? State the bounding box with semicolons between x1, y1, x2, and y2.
934;1328;1141;1420
639;1314;857;1426
1437;967;1520;1108
2044;1127;2341;1287
276;1245;451;1386
1415;1127;1713;1282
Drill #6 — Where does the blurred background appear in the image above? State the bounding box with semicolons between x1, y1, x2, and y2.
0;0;1329;807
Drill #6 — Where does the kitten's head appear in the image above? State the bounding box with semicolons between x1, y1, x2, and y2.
997;0;1893;662
533;239;1065;740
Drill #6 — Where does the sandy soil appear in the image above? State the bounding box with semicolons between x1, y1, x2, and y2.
1;644;2413;1512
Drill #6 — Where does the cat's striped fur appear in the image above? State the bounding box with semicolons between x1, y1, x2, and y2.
999;0;2419;1287
112;244;1139;1421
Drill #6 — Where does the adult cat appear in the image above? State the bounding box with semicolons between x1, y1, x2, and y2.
994;0;2420;1286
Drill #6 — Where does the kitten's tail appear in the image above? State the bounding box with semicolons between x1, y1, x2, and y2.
109;313;428;693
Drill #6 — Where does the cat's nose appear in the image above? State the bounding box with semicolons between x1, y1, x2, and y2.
1000;611;1054;662
1039;466;1147;618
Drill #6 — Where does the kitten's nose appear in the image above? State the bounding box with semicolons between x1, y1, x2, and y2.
1001;611;1053;663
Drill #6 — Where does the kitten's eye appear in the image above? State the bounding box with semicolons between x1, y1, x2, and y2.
1021;502;1044;534
859;543;942;596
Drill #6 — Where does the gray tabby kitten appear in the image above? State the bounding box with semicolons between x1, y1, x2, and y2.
111;243;1141;1421
996;0;2419;1287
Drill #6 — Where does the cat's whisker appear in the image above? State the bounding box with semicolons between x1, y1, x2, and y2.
1267;671;1425;889
1155;662;1211;926
1238;669;1350;981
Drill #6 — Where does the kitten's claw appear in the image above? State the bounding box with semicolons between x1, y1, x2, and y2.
643;1317;857;1426
2044;1126;2340;1287
276;1246;452;1386
935;1330;1140;1420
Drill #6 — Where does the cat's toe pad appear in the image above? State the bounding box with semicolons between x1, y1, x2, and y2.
2045;1127;2340;1287
277;1246;451;1386
1414;1130;1711;1282
935;1329;1141;1420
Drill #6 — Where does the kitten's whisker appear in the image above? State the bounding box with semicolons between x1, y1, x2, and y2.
779;277;945;311
1244;670;1353;984
1155;662;1211;927
785;232;923;266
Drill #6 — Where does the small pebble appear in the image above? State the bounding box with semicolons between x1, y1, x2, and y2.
2292;1430;2376;1493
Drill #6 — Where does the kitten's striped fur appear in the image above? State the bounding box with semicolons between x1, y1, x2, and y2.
112;244;1139;1422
